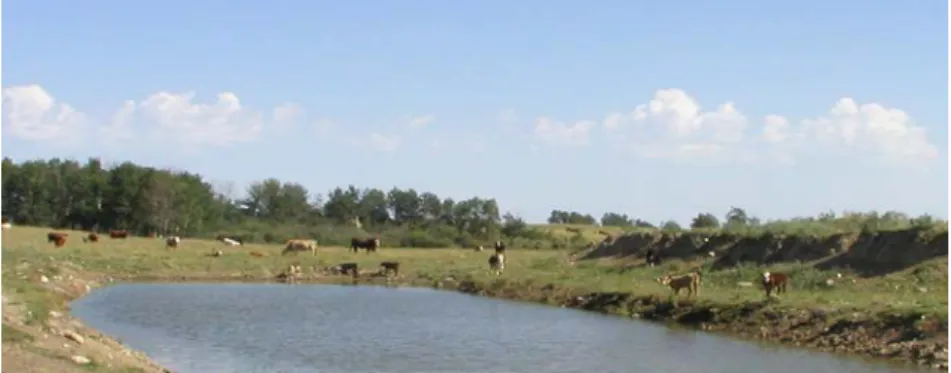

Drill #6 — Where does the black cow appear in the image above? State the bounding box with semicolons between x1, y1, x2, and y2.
645;249;661;267
351;237;381;253
494;240;506;254
380;261;400;277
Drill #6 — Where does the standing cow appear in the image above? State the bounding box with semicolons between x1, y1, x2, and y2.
283;239;318;256
166;236;181;250
350;237;381;253
488;252;505;275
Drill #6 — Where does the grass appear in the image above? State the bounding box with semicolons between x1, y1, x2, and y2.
2;323;35;343
2;225;946;320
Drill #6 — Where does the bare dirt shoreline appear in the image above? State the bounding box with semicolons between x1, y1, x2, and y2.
3;263;946;373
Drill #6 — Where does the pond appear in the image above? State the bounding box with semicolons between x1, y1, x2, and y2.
71;283;927;373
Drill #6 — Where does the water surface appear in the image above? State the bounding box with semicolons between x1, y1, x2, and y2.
71;283;927;373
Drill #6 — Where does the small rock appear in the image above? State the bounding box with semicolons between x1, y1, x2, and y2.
63;330;85;344
49;311;63;318
39;275;49;283
917;287;928;293
70;355;91;365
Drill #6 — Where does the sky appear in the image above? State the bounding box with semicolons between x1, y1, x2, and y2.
2;0;948;225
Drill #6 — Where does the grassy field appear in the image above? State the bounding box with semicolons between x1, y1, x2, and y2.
3;225;947;318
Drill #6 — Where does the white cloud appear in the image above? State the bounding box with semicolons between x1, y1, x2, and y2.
367;132;401;152
602;89;749;159
2;85;303;149
791;98;939;164
313;118;335;135
2;85;87;144
407;115;435;129
597;88;939;166
533;117;595;147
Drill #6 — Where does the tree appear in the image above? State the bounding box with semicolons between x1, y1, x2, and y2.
601;212;633;227
690;213;720;229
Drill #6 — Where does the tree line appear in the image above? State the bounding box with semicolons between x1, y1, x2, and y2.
1;157;941;249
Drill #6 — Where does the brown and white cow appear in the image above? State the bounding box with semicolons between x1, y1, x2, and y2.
82;232;99;243
350;237;380;253
761;271;789;298
488;253;505;275
166;236;181;250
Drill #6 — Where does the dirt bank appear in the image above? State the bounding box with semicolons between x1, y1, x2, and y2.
2;262;169;373
582;227;948;277
4;260;947;372
446;277;949;370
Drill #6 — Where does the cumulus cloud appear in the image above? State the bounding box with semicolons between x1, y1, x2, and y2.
533;117;595;147
2;84;303;149
594;88;938;166
2;85;87;144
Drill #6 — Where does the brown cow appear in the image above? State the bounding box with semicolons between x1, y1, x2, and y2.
762;271;789;298
53;236;67;248
109;230;129;239
47;232;68;243
82;233;99;243
657;271;702;297
350;237;380;253
380;261;400;277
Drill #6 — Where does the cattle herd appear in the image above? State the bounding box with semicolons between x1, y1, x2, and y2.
39;229;790;299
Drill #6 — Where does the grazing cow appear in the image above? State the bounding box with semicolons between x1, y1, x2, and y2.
657;271;702;297
1;218;11;229
338;262;359;277
53;236;67;248
47;232;68;243
249;251;266;257
109;230;129;239
494;240;506;254
488;253;505;275
645;249;661;267
762;271;789;298
380;261;400;277
282;239;318;256
350;237;381;253
82;233;99;243
166;236;181;250
221;237;241;246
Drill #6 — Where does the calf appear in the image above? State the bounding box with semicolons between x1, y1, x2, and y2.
350;237;380;253
645;249;661;267
282;239;318;256
109;230;129;239
166;236;181;250
488;253;505;275
53;235;67;248
82;233;99;243
761;271;789;298
657;271;702;297
338;262;359;277
47;232;68;243
380;261;400;277
494;240;506;255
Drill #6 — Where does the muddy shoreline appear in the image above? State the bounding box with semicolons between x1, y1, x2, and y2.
7;269;947;372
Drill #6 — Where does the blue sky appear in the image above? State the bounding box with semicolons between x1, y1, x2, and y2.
2;0;948;225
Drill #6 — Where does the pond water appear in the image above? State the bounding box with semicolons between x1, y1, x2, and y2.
71;283;927;373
